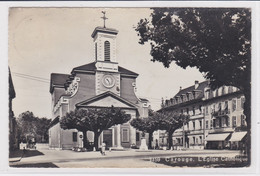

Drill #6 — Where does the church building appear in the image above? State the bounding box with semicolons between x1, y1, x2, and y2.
48;16;149;150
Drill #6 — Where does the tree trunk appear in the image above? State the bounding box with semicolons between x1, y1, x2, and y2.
148;132;153;149
243;84;251;166
94;131;101;151
82;130;87;148
168;131;174;150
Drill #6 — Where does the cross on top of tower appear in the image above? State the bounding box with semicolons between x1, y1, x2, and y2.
101;11;108;28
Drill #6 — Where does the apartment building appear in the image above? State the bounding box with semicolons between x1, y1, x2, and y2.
160;80;247;150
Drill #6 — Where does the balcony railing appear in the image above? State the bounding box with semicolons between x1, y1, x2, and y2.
208;127;234;133
212;109;230;117
189;143;204;146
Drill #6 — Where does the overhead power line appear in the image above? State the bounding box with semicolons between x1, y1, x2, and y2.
13;72;49;81
13;74;50;84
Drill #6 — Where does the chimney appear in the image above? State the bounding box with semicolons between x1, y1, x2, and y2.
195;80;199;89
180;86;182;91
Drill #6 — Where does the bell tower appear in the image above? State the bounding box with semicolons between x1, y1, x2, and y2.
91;11;119;72
93;12;120;96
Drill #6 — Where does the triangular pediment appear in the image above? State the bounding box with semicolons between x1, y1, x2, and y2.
76;91;138;109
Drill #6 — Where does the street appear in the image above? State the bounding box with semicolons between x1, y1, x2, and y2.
9;144;241;168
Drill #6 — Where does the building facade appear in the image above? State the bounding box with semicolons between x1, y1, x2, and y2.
49;25;149;150
9;68;19;151
160;80;247;150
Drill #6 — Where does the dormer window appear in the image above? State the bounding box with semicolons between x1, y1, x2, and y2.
209;90;213;98
165;100;170;106
182;94;187;102
170;98;173;105
193;91;199;99
104;41;110;61
186;93;189;101
228;86;233;93
179;97;182;103
172;99;175;105
189;93;193;100
222;86;225;95
215;88;219;97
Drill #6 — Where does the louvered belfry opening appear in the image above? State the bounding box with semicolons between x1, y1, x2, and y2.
104;41;110;61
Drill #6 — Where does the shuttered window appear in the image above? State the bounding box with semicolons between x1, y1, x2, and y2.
206;120;209;129
122;129;129;142
232;116;237;127
232;99;237;112
241;115;246;126
237;98;241;110
241;97;245;109
227;117;230;127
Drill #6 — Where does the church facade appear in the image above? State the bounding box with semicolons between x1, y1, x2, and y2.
49;25;149;150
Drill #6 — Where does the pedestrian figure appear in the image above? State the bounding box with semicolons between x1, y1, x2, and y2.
155;139;159;149
101;142;106;155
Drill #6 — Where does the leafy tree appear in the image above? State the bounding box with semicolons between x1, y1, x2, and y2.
157;112;189;149
136;8;251;156
17;111;51;143
17;111;37;142
130;111;158;149
60;107;131;150
36;117;52;142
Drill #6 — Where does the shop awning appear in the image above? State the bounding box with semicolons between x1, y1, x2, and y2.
205;133;230;141
229;131;247;142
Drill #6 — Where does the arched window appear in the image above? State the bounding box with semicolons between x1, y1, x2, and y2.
104;41;110;61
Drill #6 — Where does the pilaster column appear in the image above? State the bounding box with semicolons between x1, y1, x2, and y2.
112;128;115;147
116;124;123;149
130;125;136;146
98;132;103;148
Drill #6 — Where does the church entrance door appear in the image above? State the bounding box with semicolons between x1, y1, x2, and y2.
103;129;112;148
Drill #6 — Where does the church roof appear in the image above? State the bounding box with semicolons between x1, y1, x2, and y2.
72;62;139;77
91;26;118;38
72;62;96;73
50;62;139;93
119;66;139;77
50;73;70;93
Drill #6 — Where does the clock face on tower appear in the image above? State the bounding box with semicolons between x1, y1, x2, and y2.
102;74;115;88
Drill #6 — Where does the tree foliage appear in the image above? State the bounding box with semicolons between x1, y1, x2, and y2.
136;8;251;158
130;110;159;149
131;109;189;149
136;8;251;90
60;107;131;150
157;111;189;149
17;111;51;143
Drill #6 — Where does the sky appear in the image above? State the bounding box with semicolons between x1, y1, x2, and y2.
8;8;205;119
